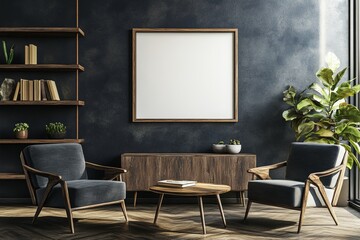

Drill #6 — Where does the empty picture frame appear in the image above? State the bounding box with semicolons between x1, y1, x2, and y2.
132;28;238;122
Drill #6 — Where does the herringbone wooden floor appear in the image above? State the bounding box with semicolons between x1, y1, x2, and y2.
0;202;359;239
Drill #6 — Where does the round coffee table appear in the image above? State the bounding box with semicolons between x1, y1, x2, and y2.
149;183;231;234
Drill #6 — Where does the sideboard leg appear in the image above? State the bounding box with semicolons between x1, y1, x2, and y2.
133;191;137;207
240;191;246;207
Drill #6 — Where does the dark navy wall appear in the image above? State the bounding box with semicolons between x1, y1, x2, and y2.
0;0;348;198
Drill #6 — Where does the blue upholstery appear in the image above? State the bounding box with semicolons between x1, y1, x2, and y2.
23;143;87;189
22;143;126;209
248;142;345;208
248;179;335;207
36;180;126;208
286;142;345;188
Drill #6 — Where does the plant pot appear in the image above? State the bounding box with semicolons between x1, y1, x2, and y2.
226;144;241;154
212;144;226;153
47;132;66;139
15;130;28;139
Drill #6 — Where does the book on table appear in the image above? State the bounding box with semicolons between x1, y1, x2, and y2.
157;180;197;188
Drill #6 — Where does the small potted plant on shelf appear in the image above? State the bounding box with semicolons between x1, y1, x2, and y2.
2;40;14;64
46;122;66;139
212;140;226;153
13;123;29;139
226;139;241;154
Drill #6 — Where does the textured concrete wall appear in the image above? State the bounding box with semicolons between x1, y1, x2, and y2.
0;0;348;198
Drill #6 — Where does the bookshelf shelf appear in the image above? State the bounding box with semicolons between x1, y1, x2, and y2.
0;100;85;106
0;173;26;180
0;0;84;193
0;27;85;37
0;64;84;72
0;139;85;144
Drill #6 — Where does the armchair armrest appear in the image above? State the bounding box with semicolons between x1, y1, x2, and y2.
23;164;62;181
308;165;343;182
248;161;287;180
85;161;127;181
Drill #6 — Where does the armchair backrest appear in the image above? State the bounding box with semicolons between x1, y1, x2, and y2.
285;142;346;188
22;143;88;189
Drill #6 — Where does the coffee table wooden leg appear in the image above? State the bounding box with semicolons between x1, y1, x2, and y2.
216;194;226;228
154;194;164;224
198;196;206;234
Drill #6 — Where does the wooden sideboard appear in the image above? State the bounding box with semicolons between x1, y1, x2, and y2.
120;153;256;206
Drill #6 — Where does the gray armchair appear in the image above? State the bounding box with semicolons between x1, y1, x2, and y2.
244;142;347;233
20;143;128;233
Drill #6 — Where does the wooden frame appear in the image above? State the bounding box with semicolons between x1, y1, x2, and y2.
132;28;238;122
244;151;348;233
20;152;128;234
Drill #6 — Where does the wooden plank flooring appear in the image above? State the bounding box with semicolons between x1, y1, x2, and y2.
0;202;359;239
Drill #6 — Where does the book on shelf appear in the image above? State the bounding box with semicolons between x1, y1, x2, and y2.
25;44;37;64
157;180;197;188
16;79;60;101
24;45;29;64
46;80;60;101
28;80;34;101
12;82;20;101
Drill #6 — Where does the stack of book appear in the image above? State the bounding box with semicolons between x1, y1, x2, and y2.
13;79;60;101
157;180;197;188
25;44;37;64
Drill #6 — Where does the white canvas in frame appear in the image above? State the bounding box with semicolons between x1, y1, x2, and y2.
132;28;238;122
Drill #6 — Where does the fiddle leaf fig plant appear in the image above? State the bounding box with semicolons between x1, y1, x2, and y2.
282;52;360;169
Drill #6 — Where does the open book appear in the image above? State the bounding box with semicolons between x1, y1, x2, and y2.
157;180;197;188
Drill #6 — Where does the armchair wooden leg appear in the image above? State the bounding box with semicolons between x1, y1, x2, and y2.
120;200;129;222
298;180;311;233
243;201;252;221
61;182;74;234
32;179;59;224
316;182;339;225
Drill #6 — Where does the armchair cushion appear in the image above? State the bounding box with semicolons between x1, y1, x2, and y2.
285;142;345;188
248;179;334;208
23;143;88;189
36;180;126;208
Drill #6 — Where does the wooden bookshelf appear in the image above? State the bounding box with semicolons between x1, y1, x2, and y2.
0;173;26;180
0;27;85;37
0;64;84;72
0;139;85;144
0;100;85;106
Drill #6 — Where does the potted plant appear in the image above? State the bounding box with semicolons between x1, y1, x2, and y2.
226;139;241;154
13;122;29;139
282;52;360;169
2;40;14;64
46;122;66;139
212;140;226;153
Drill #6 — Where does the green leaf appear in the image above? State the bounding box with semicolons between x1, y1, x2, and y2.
350;140;360;154
296;98;322;111
335;122;348;134
341;126;360;142
316;68;334;87
335;103;360;123
332;67;347;89
282;109;298;121
314;128;334;137
309;83;328;98
297;121;315;140
304;136;337;144
2;40;8;63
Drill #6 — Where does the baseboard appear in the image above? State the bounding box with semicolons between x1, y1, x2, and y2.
0;198;32;204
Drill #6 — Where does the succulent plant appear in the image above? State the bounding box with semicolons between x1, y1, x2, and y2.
13;123;29;132
229;139;241;145
46;122;66;134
